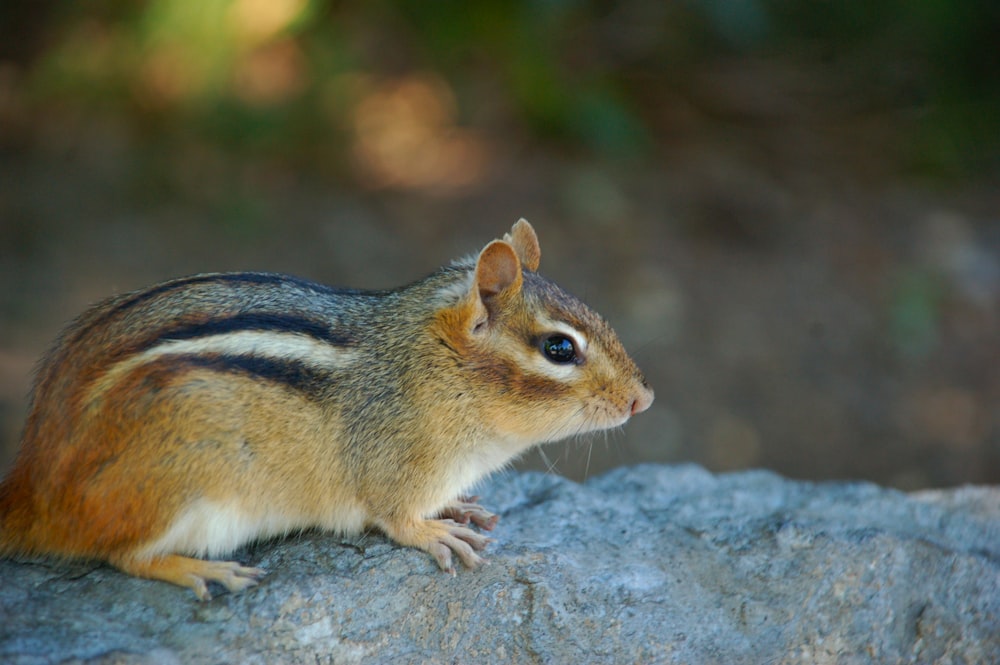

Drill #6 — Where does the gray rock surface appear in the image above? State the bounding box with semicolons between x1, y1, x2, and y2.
1;465;998;664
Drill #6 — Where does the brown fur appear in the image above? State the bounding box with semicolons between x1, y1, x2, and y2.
0;220;653;599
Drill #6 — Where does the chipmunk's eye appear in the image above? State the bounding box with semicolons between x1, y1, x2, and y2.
540;334;578;364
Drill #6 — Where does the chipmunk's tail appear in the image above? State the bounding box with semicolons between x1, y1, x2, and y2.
0;476;16;554
0;470;34;555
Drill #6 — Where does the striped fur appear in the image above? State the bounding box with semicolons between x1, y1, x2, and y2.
0;220;653;599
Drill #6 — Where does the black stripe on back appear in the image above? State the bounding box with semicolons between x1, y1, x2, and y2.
172;353;332;402
146;312;355;352
85;273;362;343
124;273;350;313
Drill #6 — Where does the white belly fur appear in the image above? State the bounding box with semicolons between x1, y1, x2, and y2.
138;498;368;559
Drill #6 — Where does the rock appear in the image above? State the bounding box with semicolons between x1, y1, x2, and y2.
1;465;997;664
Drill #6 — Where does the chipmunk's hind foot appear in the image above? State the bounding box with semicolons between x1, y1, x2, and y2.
111;553;266;600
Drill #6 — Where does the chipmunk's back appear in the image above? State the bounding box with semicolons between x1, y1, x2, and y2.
0;220;652;599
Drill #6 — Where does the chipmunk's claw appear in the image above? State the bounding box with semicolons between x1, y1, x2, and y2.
436;497;499;531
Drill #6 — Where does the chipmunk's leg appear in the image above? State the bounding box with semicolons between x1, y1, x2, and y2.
436;496;499;531
110;553;266;600
380;517;492;574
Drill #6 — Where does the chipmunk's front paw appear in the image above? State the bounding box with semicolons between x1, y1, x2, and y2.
383;517;492;574
436;496;499;531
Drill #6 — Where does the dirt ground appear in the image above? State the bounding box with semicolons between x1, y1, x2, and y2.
1;100;998;491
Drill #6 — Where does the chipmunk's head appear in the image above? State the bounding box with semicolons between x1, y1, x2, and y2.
434;219;653;449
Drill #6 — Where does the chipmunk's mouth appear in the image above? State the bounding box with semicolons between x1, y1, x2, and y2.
593;406;639;431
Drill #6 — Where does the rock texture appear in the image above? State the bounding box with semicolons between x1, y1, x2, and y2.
1;465;998;664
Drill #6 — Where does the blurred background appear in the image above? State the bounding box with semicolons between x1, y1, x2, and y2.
0;1;998;489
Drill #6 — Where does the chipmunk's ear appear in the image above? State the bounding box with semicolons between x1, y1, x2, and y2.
445;232;525;335
452;238;522;333
503;218;540;272
475;239;522;300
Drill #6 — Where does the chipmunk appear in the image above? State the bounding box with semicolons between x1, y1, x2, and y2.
0;220;653;600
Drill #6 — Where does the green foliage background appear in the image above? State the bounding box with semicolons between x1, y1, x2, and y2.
3;0;997;177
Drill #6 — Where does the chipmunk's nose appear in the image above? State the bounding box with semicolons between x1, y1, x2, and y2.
630;383;654;415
